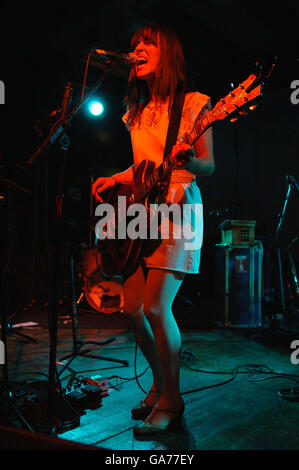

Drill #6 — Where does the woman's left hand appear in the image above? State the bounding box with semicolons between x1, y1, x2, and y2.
172;141;195;168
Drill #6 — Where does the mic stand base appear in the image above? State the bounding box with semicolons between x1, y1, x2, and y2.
58;342;129;377
6;322;38;344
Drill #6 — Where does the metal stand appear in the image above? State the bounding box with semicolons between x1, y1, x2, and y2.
0;184;35;431
247;174;299;338
1;187;36;343
273;174;299;320
26;61;128;434
0;171;37;344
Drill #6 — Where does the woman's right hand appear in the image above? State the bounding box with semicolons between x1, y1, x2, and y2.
92;176;117;202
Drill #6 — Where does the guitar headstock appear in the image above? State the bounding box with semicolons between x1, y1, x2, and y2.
188;60;276;146
210;74;263;123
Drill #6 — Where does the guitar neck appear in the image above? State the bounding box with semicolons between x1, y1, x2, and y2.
137;107;212;201
188;109;212;146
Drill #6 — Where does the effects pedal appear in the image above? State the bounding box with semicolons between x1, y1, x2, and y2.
64;376;109;412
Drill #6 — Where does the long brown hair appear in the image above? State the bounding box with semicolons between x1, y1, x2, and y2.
124;23;187;127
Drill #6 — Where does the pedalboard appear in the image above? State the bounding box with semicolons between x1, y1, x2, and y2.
19;376;109;434
64;377;109;412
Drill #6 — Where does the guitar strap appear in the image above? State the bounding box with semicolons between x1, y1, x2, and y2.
160;90;185;198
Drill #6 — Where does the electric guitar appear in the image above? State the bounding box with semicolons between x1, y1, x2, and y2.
93;73;263;281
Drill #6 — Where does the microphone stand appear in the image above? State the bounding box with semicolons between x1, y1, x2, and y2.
27;61;121;434
28;62;117;165
273;174;299;325
0;183;35;432
247;174;298;340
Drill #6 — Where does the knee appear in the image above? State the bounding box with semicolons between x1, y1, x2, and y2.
143;303;163;329
124;295;143;316
123;287;143;316
123;301;142;323
123;309;148;344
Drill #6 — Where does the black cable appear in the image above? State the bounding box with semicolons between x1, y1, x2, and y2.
181;364;247;396
180;346;299;395
181;346;299;378
81;50;95;100
278;386;299;401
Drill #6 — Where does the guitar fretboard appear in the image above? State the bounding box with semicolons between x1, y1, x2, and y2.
134;107;212;203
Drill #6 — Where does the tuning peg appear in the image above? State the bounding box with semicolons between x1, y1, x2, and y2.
239;110;248;115
229;83;235;96
249;104;257;111
230;117;238;123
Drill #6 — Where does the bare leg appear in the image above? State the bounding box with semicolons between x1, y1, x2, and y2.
143;268;185;417
123;266;162;403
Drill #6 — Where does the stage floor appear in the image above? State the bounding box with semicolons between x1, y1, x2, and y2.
2;307;299;451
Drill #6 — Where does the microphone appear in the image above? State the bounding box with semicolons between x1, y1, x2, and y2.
94;49;138;66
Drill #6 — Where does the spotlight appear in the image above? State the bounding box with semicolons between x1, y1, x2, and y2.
89;101;104;116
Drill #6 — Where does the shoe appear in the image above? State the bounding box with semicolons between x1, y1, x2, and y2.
131;401;154;420
131;390;159;420
133;401;185;435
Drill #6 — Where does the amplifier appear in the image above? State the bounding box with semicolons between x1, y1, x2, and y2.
219;219;256;245
213;241;263;328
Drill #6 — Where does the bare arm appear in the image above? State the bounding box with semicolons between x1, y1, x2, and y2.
185;126;215;177
92;165;134;202
172;97;215;177
112;164;135;184
172;126;215;177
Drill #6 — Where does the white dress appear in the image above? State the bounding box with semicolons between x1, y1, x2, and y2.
122;92;210;274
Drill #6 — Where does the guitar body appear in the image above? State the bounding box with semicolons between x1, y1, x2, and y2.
96;160;158;279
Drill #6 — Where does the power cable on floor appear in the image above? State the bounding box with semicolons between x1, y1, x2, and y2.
180;346;299;399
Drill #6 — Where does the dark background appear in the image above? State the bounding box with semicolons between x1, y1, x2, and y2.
1;0;299;315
